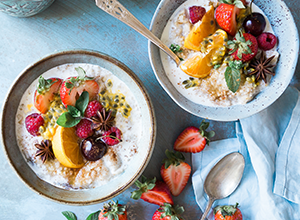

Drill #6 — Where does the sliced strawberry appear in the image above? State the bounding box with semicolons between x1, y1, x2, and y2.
228;31;258;62
131;176;173;206
174;120;215;153
188;6;206;24
34;77;62;114
161;150;191;196
60;67;99;107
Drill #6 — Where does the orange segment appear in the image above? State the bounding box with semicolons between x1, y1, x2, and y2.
184;6;217;51
180;53;212;78
52;126;84;168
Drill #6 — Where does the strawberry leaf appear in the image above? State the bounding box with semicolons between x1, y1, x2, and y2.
162;149;185;169
36;76;57;95
62;211;77;220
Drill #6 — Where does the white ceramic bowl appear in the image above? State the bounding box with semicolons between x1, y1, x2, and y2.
1;49;156;205
149;0;299;121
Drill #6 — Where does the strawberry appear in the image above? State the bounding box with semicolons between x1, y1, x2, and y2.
34;77;62;114
25;113;44;136
131;176;174;206
160;150;191;196
188;6;206;24
174;120;215;153
98;200;127;220
152;203;184;220
227;31;258;62
215;0;246;36
214;203;243;220
60;67;99;107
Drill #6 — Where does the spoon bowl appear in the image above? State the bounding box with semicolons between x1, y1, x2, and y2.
200;152;245;220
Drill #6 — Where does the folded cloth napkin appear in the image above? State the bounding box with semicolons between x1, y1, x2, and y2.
192;86;300;220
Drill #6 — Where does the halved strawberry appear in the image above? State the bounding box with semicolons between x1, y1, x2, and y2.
131;176;174;206
188;6;206;24
160;150;191;196
174;120;215;153
60;67;99;107
34;77;62;114
215;0;246;36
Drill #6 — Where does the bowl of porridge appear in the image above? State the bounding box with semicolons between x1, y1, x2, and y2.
1;49;156;204
149;0;299;121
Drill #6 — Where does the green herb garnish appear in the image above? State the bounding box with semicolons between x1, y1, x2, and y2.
170;44;184;61
62;211;77;220
225;60;244;93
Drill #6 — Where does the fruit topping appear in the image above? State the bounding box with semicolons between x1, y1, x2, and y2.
224;60;244;93
152;203;185;220
75;119;94;139
131;176;174;206
91;108;115;132
35;139;55;163
182;77;199;89
243;12;266;37
101;127;122;146
98;200;127;220
180;53;212;78
248;51;275;83
34;77;62;114
257;32;277;51
85;100;103;118
215;0;245;36
214;203;243;220
188;6;206;24
25;113;45;136
52;126;84;168
174;120;215;153
184;6;216;51
161;150;191;196
60;67;99;107
227;31;258;62
81;136;107;161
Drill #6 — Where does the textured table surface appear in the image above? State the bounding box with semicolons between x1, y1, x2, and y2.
0;0;299;219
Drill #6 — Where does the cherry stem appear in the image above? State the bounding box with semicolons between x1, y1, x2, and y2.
96;135;122;142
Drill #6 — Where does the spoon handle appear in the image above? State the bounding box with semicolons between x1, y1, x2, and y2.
200;198;214;220
95;0;180;66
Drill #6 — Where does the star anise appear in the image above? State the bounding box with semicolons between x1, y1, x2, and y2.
249;52;276;83
35;140;54;163
91;108;115;132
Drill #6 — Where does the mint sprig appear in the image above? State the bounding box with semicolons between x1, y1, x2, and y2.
62;211;77;220
86;210;101;220
225;60;244;93
56;91;89;127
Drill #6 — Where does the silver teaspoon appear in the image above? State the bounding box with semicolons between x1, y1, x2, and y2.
95;0;181;66
200;152;245;220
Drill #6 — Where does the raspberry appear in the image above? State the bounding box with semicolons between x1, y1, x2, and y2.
257;32;277;51
25;113;44;136
85;100;103;118
189;6;206;24
102;127;122;146
76;119;94;139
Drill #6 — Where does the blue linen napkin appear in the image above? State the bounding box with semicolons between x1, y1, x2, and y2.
192;86;300;220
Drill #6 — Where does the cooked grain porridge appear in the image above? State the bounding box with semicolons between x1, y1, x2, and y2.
160;0;279;107
15;63;142;190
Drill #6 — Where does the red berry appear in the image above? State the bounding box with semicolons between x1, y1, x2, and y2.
85;100;103;118
102;127;122;146
257;32;277;51
188;6;206;24
25;113;44;136
76;119;94;139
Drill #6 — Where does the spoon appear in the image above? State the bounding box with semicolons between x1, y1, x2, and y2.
95;0;181;66
200;152;245;220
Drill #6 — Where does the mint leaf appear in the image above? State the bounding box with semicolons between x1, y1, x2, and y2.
68;105;82;118
75;91;89;115
62;211;77;220
56;112;81;127
225;61;242;93
86;210;101;220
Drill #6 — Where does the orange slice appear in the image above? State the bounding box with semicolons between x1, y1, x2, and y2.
180;53;212;78
184;6;217;51
52;126;84;168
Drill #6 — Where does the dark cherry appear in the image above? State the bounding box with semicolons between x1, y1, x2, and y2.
243;12;266;37
81;137;107;161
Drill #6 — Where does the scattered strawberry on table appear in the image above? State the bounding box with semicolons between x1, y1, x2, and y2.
174;120;215;153
214;203;243;220
152;203;185;220
160;150;191;196
130;176;174;206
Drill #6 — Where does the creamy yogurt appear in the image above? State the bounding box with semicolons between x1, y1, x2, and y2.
160;0;279;107
15;63;142;190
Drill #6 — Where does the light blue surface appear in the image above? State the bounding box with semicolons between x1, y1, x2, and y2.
0;0;299;219
192;87;300;220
